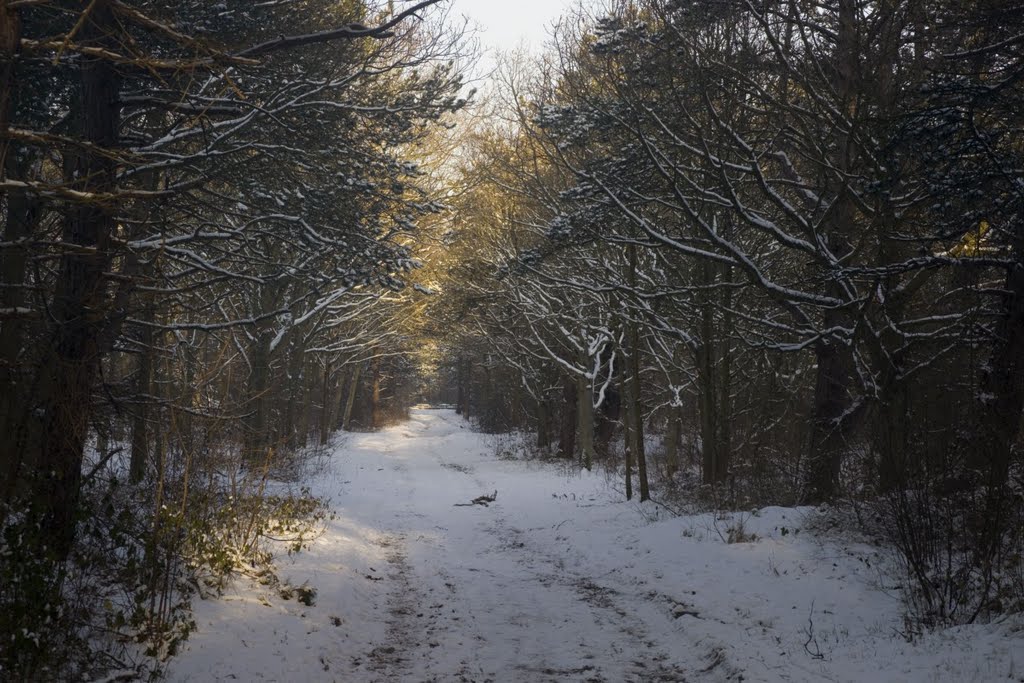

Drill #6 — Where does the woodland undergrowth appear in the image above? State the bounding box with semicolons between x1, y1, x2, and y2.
0;438;332;681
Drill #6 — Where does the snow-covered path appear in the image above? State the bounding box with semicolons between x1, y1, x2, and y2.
167;410;1020;683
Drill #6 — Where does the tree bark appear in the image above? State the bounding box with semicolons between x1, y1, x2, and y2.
342;362;361;432
461;356;472;418
298;360;313;448
697;285;721;485
577;367;595;470
510;382;521;431
370;356;382;430
595;368;620;458
33;1;120;557
664;346;684;477
802;335;854;504
977;258;1024;488
627;336;649;501
536;394;551;450
0;1;32;505
0;1;18;170
455;356;464;415
665;402;681;477
129;302;156;483
0;182;37;499
627;245;650;501
558;373;576;459
801;0;859;504
320;360;333;445
246;331;273;458
617;350;632;500
283;336;306;449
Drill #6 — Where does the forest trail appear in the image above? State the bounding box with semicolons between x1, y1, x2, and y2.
166;411;1018;683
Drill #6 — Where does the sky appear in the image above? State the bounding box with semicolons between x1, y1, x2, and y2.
447;0;580;57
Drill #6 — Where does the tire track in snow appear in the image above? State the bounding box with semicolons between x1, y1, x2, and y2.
482;516;698;683
400;422;711;682
353;411;739;682
359;413;491;682
364;532;420;680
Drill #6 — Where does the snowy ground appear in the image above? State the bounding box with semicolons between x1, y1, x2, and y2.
166;409;1022;682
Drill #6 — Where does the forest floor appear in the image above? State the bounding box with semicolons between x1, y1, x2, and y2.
165;409;1021;682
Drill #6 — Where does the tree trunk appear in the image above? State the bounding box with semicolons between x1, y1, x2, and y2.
977;257;1024;488
246;332;273;458
0;1;18;175
0;174;37;504
577;368;595;470
482;362;495;430
461;356;472;418
342;363;361;432
129;303;156;483
696;256;731;486
595;375;620;458
665;400;681;478
536;395;551;450
370;356;382;430
33;1;120;557
320;360;333;445
0;4;35;505
802;335;853;504
510;382;521;431
802;0;859;504
558;374;576;459
664;346;684;477
627;245;649;501
697;311;720;484
298;361;313;448
628;336;649;501
455;356;465;415
875;371;909;491
617;351;632;501
718;266;733;483
283;337;306;449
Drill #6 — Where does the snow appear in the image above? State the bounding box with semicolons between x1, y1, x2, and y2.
166;410;1023;682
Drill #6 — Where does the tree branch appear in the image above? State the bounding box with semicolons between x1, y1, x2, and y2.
234;0;442;58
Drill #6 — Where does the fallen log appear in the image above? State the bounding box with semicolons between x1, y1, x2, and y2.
454;490;497;507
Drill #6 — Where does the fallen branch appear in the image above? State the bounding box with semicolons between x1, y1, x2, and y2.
454;490;497;507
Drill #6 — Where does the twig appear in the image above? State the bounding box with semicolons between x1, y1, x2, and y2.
803;600;825;660
81;446;125;485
